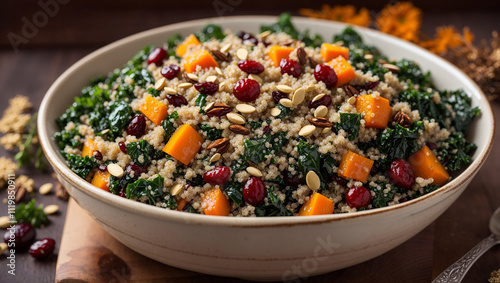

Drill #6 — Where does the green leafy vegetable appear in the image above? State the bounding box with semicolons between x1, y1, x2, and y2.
106;101;133;140
241;132;288;164
438;132;477;172
224;182;244;206
161;111;179;142
199;124;222;140
276;103;293;119
63;153;98;178
126;140;166;167
297;139;336;190
195;93;207;112
196;24;225;42
261;13;322;47
165;34;182;58
337;113;362;141
255;187;293;217
379;122;424;162
54;127;83;150
399;89;445;124
14;199;49;228
147;87;161;97
163;194;178;209
394;59;433;88
127;45;153;67
369;182;396;208
15;113;47;171
440;89;481;134
126;175;165;205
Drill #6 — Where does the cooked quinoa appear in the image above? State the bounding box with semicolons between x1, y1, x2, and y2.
54;15;480;217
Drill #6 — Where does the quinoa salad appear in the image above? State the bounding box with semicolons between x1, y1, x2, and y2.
54;14;480;217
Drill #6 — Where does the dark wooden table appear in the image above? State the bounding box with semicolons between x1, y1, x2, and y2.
1;2;499;282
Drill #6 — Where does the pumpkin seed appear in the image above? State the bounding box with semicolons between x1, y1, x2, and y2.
312;93;325;103
348;96;357;105
154;78;166;90
164;87;177;94
170;183;184;196
246;166;263;177
277;84;293;94
382;63;400;73
334;41;344;46
235;104;256;114
43;204;59;215
215;67;223;76
292;87;306;105
0;243;7;254
107;164;124;178
0;216;11;229
306;85;315;92
322;127;331;134
314;106;328;118
220;43;231;53
203;102;215;112
248;74;263;84
39;183;53;195
306;171;321;191
186;73;199;82
226;113;246;125
279;98;293;108
299;125;316;136
270;107;281;117
100;129;110;135
259;30;271;39
206;75;218;83
178;82;193;89
219;81;227;91
209;153;221;163
236;48;248;60
364;54;374;61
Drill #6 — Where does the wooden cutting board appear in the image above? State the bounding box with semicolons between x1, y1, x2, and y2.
55;198;435;283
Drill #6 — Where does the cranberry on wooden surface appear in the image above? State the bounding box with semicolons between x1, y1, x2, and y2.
160;64;180;79
389;159;415;189
280;59;302;78
29;238;55;259
346;186;371;209
309;94;333;108
238;60;265;74
243;177;266;206
118;142;127;153
4;223;36;250
203;166;231;186
272;91;288;104
127;114;146;137
166;94;188;107
194;82;219;95
147;47;167;66
314;64;338;88
233;79;260;102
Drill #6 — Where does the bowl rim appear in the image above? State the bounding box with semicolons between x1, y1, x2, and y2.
38;15;495;227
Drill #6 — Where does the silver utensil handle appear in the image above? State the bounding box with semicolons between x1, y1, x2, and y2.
432;234;499;283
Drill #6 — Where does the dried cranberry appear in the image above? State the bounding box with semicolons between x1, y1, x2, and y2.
243;177;266;206
233;79;260;102
389;159;415;189
263;125;271;134
280;59;302;78
346;186;371;208
29;238;55;259
237;31;259;45
364;80;380;90
238;60;264;74
194;82;219;95
160;64;180;79
166;94;188;107
427;142;437;150
147;47;167;66
4;223;36;250
117;188;127;198
98;164;107;171
127;114;146;137
332;174;348;187
92;150;103;160
203;166;231;186
399;197;409;203
309;94;332;108
118;142;127;153
272;91;288;103
283;171;302;187
125;163;148;179
314;64;338;88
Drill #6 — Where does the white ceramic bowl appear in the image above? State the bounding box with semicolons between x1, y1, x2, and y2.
38;16;494;281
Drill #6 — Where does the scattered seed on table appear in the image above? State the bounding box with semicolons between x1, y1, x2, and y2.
39;183;53;195
0;216;11;229
43;204;59;215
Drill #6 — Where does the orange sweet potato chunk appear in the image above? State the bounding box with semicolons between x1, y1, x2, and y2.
329;56;357;87
140;96;169;126
176;199;189;211
176;34;201;57
408;145;450;186
320;43;349;62
355;94;392;129
268;46;295;67
91;170;111;192
184;49;218;73
202;187;231;216
81;137;97;158
162;124;205;165
338;150;374;183
299;193;334;216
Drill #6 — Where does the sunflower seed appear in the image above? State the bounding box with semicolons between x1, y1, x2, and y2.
246;166;263;177
306;171;320;191
226;112;246;124
277;85;293;94
0;216;11;229
220;43;232;53
259;30;271;39
312;93;326;102
235;104;256;114
170;183;184;196
348;96;357;105
299;125;316;136
178;82;193;89
107;164;124;178
279;98;293;108
236;48;248;60
164;87;177;94
155;78;166;90
209;153;221;163
382;63;400;73
229;124;250;135
215;67;224;76
203;102;215;112
219;81;227;91
270;107;281;117
306;85;315;92
334;41;344;46
43;204;59;215
206;75;218;83
186;73;199;82
206;138;230;150
322;127;331;134
292;87;306;105
39;183;53;195
314;106;328;118
364;54;374;61
248;74;263;84
100;129;110;135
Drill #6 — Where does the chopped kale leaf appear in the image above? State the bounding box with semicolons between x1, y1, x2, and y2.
126;140;165;167
255;187;293;217
161;111;179;142
196;24;226;42
379;122;424;163
394;59;433;88
63;153;98;179
438;132;477;172
337;113;362;141
440;89;481;134
54;127;83;150
199;124;222;140
224;182;244;206
241;132;288;164
165;34;182;58
126;175;165;205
